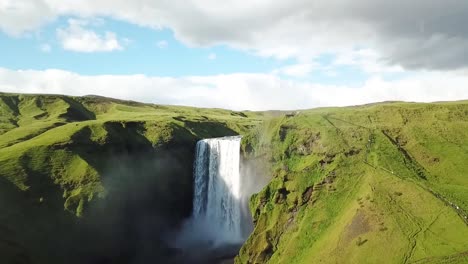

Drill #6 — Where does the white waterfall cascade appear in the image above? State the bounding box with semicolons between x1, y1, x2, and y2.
191;136;243;246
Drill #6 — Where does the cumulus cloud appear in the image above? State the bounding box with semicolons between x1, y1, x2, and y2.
273;63;317;78
0;0;53;35
56;19;123;52
1;68;467;110
1;1;467;70
333;49;404;74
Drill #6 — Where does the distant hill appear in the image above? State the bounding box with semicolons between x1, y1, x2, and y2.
0;92;467;264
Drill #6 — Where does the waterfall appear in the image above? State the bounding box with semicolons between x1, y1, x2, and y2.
191;136;243;246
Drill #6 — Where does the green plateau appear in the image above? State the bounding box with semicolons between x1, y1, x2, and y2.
0;92;467;264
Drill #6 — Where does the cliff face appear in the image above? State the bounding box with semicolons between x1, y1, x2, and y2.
0;93;261;264
237;102;468;264
1;93;468;264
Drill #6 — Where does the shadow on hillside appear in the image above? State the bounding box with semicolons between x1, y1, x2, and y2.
61;97;97;121
183;120;238;139
0;176;34;264
0;119;250;264
0;164;84;264
65;120;241;263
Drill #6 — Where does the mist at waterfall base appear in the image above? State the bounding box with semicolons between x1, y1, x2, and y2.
74;135;266;263
173;136;266;259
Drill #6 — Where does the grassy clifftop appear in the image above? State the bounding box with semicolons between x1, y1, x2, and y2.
0;92;262;264
0;93;261;201
1;92;467;264
237;101;468;263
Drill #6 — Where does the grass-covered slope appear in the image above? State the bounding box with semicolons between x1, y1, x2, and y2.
237;101;468;264
0;92;262;264
1;92;467;264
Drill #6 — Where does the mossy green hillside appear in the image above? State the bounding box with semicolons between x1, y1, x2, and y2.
1;92;467;264
0;92;262;264
237;102;468;264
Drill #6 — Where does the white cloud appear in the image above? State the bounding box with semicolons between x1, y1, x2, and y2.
0;0;53;35
1;67;467;111
2;1;467;70
1;2;466;112
208;53;217;60
333;49;404;73
273;63;316;78
56;19;123;52
156;40;168;48
39;43;51;52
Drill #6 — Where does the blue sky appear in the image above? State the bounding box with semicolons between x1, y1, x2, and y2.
0;1;467;110
0;18;274;76
0;16;382;87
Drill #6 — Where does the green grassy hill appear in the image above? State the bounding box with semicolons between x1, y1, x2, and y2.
1;92;467;264
237;102;468;264
0;92;262;264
